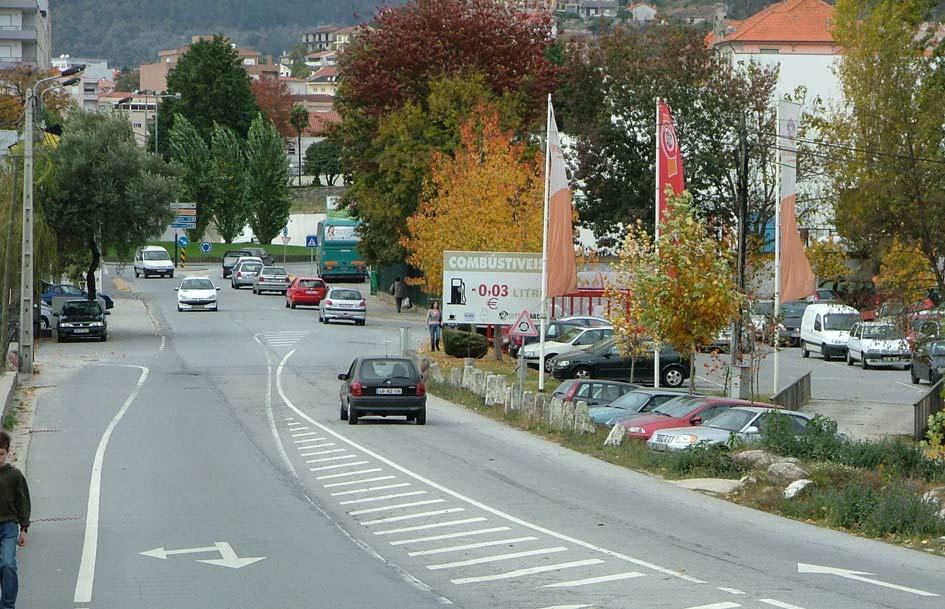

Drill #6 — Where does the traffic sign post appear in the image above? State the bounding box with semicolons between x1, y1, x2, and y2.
306;234;319;275
280;229;290;264
177;235;189;269
200;241;212;255
509;310;539;386
170;202;197;229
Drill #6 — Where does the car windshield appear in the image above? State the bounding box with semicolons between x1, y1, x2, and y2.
264;268;288;276
62;301;101;316
705;409;756;432
608;391;650;412
58;285;84;295
360;359;417;380
591;338;617;353
653;396;704;417
824;313;859;331
560;328;584;343
299;279;324;288
930;341;945;356
181;278;213;290
240;263;262;273
862;325;903;340
332;289;361;300
781;301;808;317
143;251;170;260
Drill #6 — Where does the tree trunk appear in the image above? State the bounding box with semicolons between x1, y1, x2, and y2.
86;239;100;300
630;356;636;385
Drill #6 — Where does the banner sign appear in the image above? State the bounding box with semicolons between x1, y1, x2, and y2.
442;251;542;326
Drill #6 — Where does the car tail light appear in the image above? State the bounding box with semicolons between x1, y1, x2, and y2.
358;300;365;307
565;384;579;401
350;382;363;396
259;277;265;282
416;382;426;396
325;299;333;306
236;272;241;278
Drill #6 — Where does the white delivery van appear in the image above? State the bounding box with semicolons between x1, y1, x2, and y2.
800;303;860;361
133;245;175;278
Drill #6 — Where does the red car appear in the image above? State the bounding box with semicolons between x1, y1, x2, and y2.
285;277;327;309
616;396;769;441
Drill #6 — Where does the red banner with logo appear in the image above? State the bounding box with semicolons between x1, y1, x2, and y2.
657;101;685;224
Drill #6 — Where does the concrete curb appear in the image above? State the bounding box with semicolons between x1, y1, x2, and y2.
0;371;17;425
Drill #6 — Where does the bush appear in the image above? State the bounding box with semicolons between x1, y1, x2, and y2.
666;443;742;478
443;328;488;359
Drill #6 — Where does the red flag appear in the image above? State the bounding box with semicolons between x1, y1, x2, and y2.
657;101;685;224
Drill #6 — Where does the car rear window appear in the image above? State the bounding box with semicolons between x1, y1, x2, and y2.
62;301;102;315
240;263;262;272
359;359;418;380
332;289;362;300
224;251;250;262
264;268;288;276
299;279;324;288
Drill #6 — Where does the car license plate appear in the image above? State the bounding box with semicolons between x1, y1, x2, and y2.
377;388;402;395
73;328;89;334
192;305;204;310
306;290;316;294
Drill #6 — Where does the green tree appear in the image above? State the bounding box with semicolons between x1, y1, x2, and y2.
245;114;291;244
209;124;249;243
42;111;178;298
156;35;259;155
814;0;945;295
167;114;214;241
303;138;342;186
289;104;309;186
114;67;140;92
290;59;310;79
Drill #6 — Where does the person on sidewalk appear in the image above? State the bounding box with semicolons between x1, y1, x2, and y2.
0;431;29;609
426;300;443;351
391;278;407;313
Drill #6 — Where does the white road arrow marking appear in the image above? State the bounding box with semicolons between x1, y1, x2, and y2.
798;563;939;597
140;542;265;569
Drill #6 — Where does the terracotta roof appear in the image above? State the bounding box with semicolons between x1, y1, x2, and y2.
305;111;341;137
714;0;834;45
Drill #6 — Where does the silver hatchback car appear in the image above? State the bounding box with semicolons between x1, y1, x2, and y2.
319;287;366;326
231;260;263;289
253;267;290;295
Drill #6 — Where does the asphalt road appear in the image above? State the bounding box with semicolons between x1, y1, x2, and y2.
18;263;945;609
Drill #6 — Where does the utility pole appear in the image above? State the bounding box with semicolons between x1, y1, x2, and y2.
730;113;749;392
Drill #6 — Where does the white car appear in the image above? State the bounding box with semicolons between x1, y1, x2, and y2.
522;326;614;372
133;245;174;278
319;287;366;325
846;321;911;369
175;277;220;312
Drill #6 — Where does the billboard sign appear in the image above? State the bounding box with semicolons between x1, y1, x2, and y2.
442;251;542;326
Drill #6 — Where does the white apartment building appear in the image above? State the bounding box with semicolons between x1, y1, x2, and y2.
0;0;51;68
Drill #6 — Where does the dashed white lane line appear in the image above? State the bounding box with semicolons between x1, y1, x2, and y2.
408;537;538;557
428;547;568;570
684;603;741;609
759;600;806;609
323;475;395;488
450;559;604;585
389;526;510;546
362;508;466;526
288;426;308;432
294;437;327;444
339;491;428;505
306;454;360;464
541;572;645;588
292;431;321;438
718;588;746;595
316;468;383;480
349;499;446;516
303;448;346;457
375;517;488;537
299;443;336;452
310;461;370;472
332;483;412;497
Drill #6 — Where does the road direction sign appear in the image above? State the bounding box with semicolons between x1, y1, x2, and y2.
177;235;190;248
306;235;319;248
170;202;197;210
173;215;197;223
171;222;196;229
175;208;197;216
140;541;265;570
200;241;212;254
509;310;539;337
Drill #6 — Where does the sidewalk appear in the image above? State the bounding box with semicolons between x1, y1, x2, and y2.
801;398;913;439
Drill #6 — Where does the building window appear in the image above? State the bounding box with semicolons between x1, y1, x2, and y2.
133;122;142;129
759;48;780;54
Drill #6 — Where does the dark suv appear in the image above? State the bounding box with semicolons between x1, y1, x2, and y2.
56;300;108;342
222;247;275;277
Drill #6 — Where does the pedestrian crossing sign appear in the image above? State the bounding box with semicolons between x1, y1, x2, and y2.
306;235;319;248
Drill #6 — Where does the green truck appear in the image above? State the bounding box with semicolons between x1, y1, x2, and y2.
316;218;367;281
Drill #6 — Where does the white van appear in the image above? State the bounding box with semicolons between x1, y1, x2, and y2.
800;303;860;361
133;245;175;278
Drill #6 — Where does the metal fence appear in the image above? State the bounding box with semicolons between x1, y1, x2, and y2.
771;371;811;411
913;378;944;440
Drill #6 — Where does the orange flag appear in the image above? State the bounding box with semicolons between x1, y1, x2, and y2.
545;103;577;297
779;194;815;302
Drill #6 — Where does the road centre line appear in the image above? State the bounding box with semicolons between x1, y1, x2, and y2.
349;499;446;516
311;461;370;472
408;537;538;557
316;468;383;480
306;454;360;463
374;517;488;537
340;491;428;505
323;475;395;487
683;604;741;609
302;448;346;457
450;559;604;585
759;601;806;609
389;526;510;545
427;547;568;570
332;483;412;497
361;508;466;526
541;572;645;588
275;349;707;585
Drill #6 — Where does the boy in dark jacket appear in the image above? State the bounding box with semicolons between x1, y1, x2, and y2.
0;431;29;609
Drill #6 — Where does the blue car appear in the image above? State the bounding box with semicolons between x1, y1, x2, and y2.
588;388;693;426
41;283;114;309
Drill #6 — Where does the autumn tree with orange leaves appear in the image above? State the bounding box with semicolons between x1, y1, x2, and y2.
0;66;72;129
251;77;294;137
402;108;543;294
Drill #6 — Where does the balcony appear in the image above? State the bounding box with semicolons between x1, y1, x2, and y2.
0;53;38;67
0;25;37;40
0;1;40;10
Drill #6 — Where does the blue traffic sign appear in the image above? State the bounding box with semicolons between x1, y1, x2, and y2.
200;241;212;254
282;226;289;237
305;235;319;248
177;235;190;248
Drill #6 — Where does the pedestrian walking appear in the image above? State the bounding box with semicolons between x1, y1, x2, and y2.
0;431;29;609
426;300;443;351
391;278;407;313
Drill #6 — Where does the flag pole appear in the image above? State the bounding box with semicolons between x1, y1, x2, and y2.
654;99;661;389
773;100;782;396
538;93;552;392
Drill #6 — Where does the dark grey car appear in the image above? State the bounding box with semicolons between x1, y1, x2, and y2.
339;357;427;425
253;267;290;294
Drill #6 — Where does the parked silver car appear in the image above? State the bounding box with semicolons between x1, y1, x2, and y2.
647;406;812;452
230;260;263;289
253;267;290;295
319;287;366;325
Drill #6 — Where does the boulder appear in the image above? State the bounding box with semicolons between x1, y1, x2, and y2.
922;486;945;519
767;461;809;484
732;449;776;469
783;479;815;499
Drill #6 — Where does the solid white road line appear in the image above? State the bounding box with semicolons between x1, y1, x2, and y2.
541;572;645;588
450;559;604;585
361;508;466;526
275;349;706;585
310;461;370;472
323;475;395;488
374;517;488;537
292;431;321;438
759;600;806;609
408;537;537;557
349;499;445;516
339;491;428;505
74;365;149;605
301;448;346;457
332;483;412;497
683;603;741;609
306;454;359;463
895;380;927;393
718;588;746;595
316;468;383;480
389;526;510;546
427;547;567;570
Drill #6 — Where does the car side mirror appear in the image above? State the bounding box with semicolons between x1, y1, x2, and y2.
744;426;760;435
338;373;349;381
216;287;221;291
174;288;179;291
